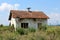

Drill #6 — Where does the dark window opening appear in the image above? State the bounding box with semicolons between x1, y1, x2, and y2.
21;23;28;28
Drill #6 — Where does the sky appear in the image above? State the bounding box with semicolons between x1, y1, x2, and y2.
0;0;60;25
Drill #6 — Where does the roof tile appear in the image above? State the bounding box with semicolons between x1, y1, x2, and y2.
10;10;49;19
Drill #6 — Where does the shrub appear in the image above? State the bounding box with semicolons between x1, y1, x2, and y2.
24;29;28;35
0;24;3;27
17;28;28;35
39;25;47;31
42;26;47;30
28;27;36;32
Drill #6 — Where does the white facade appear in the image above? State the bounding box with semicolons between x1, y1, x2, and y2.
9;17;47;29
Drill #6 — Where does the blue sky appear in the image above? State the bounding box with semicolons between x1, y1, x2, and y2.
0;0;60;25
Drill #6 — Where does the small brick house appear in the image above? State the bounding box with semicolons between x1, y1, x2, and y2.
8;8;49;30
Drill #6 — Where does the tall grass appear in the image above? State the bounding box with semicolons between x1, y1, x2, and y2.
17;28;28;35
0;26;60;40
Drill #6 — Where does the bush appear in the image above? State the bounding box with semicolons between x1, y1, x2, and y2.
28;28;36;32
0;24;3;27
17;28;28;35
42;26;47;30
39;25;47;31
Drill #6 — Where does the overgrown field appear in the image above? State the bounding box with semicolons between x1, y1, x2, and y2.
0;26;60;40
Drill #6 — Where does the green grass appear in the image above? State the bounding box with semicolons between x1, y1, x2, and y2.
0;26;60;40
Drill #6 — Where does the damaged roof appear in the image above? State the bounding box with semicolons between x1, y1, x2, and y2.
9;10;49;20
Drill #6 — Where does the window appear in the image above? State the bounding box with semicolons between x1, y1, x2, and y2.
21;23;28;28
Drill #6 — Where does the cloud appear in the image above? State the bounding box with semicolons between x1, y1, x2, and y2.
0;3;20;11
48;12;60;25
0;3;20;25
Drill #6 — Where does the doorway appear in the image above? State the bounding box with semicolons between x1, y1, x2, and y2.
38;23;42;28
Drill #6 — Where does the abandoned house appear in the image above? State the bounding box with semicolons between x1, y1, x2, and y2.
8;8;49;29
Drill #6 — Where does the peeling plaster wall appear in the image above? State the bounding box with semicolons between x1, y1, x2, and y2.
9;18;47;29
14;18;47;29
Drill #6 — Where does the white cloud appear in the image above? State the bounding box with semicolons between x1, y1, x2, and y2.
48;12;60;25
0;3;20;25
0;3;20;11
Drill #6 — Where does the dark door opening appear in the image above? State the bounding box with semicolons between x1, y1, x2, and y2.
21;23;28;28
38;23;42;28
